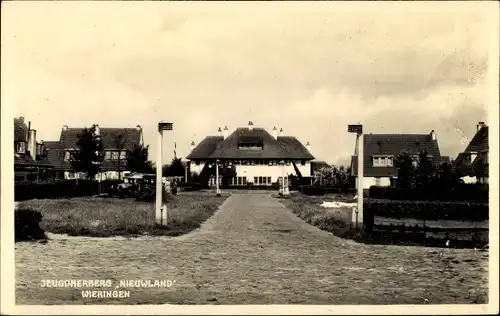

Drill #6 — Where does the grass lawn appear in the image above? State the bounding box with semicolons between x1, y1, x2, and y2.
17;193;230;237
276;192;358;239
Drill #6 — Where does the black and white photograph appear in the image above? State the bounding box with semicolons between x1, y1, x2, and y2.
1;1;498;314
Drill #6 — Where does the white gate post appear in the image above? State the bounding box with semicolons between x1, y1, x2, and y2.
156;129;165;226
348;124;364;230
155;122;173;226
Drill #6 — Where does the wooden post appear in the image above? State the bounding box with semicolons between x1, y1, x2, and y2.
156;129;165;226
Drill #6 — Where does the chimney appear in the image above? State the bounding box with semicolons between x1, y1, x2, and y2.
94;124;100;137
190;141;195;151
272;126;278;139
218;127;222;137
477;121;486;132
136;125;142;131
28;129;37;160
430;130;436;141
279;128;284;137
223;126;229;139
248;121;254;131
62;125;68;131
306;141;311;153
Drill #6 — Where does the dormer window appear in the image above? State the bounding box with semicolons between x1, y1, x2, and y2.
16;142;26;154
373;155;394;167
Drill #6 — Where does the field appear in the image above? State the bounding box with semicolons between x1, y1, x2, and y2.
15;192;488;305
276;192;357;239
17;193;230;237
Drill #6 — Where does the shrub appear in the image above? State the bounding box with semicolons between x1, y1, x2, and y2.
364;198;489;222
299;185;325;196
15;208;47;242
183;182;204;191
368;183;488;202
15;180;99;201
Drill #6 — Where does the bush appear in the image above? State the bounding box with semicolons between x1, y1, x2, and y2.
368;183;488;202
15;208;47;242
299;185;325;196
364;198;489;222
183;182;204;191
15;180;99;201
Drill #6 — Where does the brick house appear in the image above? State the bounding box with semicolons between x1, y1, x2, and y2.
47;124;145;181
186;121;314;187
350;130;443;189
452;121;489;184
14;119;53;182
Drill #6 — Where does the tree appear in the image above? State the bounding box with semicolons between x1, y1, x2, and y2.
434;161;459;189
395;151;416;190
314;165;351;189
14;117;28;135
70;126;103;180
414;150;435;190
126;144;154;174
168;157;185;177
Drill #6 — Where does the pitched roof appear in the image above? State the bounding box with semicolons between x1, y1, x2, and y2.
60;127;142;151
46;127;143;171
311;160;331;172
14;153;36;166
351;133;442;177
186;127;314;160
186;136;224;159
453;125;489;178
464;126;488;153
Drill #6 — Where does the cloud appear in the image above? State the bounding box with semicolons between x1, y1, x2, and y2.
3;1;494;164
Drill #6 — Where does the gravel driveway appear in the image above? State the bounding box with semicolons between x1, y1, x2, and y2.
16;192;488;304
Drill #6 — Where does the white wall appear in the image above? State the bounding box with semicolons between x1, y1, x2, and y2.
64;171;129;181
190;161;206;175
355;176;391;189
189;160;311;183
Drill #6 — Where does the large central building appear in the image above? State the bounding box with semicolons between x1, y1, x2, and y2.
186;121;314;187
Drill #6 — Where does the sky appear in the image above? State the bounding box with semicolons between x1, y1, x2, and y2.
2;1;497;166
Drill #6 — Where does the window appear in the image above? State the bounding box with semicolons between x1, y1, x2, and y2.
254;177;258;184
16;142;26;154
64;150;71;161
373;156;395;167
286;161;291;166
105;151;112;161
301;160;306;166
387;157;394;167
111;151;119;160
120;151;127;160
375;177;381;186
267;177;272;185
195;161;200;166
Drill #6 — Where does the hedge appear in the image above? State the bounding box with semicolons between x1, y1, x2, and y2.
15;180;99;201
15;208;47;242
368;183;488;202
364;198;489;222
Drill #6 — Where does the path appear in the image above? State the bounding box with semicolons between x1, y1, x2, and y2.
15;192;488;304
